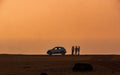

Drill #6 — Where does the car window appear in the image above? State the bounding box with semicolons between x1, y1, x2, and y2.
59;48;61;50
54;48;57;50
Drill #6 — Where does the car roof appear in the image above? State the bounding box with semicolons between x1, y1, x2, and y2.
54;46;64;48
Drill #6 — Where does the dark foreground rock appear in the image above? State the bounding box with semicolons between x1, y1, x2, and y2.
72;63;93;72
40;73;48;75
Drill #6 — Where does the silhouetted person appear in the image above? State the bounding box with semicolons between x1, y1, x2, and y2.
71;46;75;55
77;46;80;55
75;46;78;55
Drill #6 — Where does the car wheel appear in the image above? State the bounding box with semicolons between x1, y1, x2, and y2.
48;52;52;55
61;52;65;55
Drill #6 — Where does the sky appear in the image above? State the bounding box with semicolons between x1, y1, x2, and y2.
0;0;120;54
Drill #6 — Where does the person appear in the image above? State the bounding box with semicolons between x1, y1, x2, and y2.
75;46;78;55
71;46;74;55
77;46;80;55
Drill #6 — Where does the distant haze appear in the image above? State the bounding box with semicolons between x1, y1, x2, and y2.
0;0;120;54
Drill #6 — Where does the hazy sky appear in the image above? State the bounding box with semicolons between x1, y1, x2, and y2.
0;0;120;54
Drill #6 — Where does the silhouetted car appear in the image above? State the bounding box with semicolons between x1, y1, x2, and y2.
47;47;66;55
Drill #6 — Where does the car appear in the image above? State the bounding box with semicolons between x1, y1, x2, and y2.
47;47;66;55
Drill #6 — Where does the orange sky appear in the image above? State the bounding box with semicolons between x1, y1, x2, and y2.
0;0;120;54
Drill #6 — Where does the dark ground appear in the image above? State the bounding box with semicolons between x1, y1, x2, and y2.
0;55;120;75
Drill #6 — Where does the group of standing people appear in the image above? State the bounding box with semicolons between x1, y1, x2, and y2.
71;46;80;55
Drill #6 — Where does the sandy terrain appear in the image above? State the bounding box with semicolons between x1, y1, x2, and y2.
0;55;120;75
